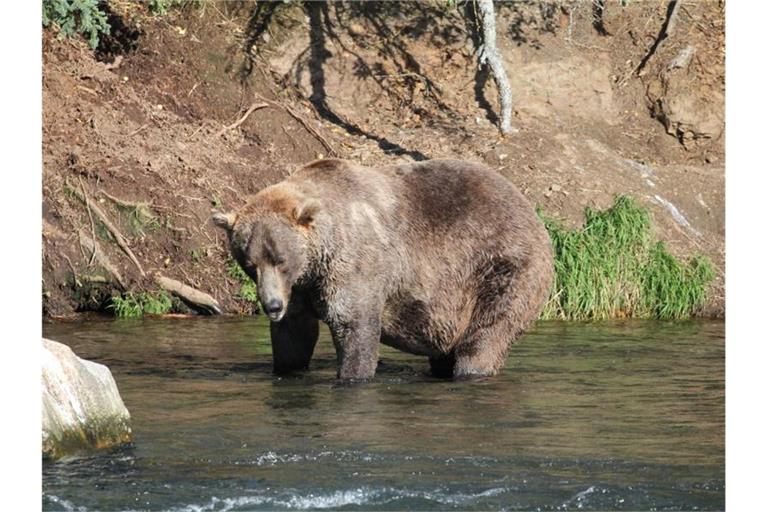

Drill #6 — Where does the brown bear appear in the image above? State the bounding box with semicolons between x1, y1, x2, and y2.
213;158;553;381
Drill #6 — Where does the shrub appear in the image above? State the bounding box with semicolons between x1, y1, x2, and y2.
540;196;714;320
226;259;261;309
109;291;173;318
42;0;110;49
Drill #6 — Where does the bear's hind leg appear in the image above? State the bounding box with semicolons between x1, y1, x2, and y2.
429;353;456;379
453;319;521;380
270;312;320;374
452;255;539;379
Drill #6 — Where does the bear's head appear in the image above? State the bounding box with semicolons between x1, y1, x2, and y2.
212;183;321;322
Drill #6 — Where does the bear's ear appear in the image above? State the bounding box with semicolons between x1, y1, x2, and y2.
211;211;237;231
292;199;321;227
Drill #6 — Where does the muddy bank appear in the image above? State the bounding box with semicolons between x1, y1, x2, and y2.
42;1;724;318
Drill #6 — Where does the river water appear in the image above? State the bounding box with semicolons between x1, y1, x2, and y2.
42;317;724;511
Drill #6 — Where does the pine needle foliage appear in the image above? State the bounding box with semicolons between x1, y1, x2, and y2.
42;0;110;49
540;196;714;320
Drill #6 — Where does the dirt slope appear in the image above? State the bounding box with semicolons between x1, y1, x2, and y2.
42;1;724;318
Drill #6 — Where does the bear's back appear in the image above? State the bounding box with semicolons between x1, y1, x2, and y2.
291;158;544;247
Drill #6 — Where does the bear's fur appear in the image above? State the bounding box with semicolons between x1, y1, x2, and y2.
213;158;553;381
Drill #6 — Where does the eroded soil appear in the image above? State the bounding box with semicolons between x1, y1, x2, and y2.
42;1;724;318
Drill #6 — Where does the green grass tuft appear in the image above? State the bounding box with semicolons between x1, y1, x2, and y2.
107;201;159;237
109;291;173;318
148;0;186;16
539;195;714;320
226;259;261;309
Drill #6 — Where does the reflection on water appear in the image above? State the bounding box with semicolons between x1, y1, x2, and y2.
43;316;724;511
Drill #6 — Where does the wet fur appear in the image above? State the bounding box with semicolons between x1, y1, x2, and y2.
219;159;554;381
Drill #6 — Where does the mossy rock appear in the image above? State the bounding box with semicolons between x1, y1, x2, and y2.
42;339;132;460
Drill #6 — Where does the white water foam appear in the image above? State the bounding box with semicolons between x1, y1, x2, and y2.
44;494;89;512
164;485;513;511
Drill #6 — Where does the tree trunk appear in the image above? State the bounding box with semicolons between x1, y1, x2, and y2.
477;0;514;134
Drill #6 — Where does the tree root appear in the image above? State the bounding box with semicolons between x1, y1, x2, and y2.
215;102;269;137
156;274;222;315
252;93;339;157
69;181;146;276
77;230;127;289
100;190;151;210
635;0;682;76
477;0;515;135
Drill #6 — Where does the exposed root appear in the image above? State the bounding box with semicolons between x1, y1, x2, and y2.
70;181;146;276
477;0;515;135
78;177;97;266
253;93;339;157
636;0;682;76
77;229;127;289
156;274;222;315
100;190;152;210
61;253;82;288
128;123;149;137
215;102;269;137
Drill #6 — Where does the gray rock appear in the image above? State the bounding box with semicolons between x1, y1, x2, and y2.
42;338;132;459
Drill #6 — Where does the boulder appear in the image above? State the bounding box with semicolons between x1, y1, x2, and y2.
42;338;132;459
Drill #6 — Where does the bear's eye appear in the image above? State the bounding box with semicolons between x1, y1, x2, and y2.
266;251;285;267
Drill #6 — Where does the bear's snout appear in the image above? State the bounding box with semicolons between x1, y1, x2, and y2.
264;298;285;321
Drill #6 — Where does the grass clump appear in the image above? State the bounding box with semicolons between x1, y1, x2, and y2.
540;195;714;320
148;0;186;16
109;291;173;318
42;0;110;49
226;259;261;309
114;202;159;237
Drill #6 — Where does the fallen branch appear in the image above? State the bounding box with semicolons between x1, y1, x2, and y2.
156;274;222;315
253;93;339;157
70;181;145;276
215;102;269;137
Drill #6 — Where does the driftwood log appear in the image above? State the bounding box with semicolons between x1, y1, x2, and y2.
156;274;222;315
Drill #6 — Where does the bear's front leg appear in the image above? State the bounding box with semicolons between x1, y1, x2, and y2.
329;314;381;381
270;310;320;374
